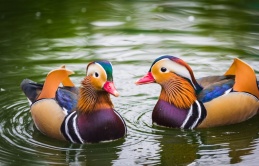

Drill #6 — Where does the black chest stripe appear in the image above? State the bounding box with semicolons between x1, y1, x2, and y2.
180;100;207;129
61;111;84;143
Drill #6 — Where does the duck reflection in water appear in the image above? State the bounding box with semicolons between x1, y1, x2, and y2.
155;117;259;165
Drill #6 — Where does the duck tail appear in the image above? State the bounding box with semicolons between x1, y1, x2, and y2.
20;79;43;104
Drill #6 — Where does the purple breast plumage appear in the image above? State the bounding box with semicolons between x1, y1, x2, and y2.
152;99;207;129
61;109;126;143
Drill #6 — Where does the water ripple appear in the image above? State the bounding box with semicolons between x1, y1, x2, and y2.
1;0;259;165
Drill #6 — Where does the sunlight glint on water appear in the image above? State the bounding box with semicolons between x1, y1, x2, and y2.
0;0;259;165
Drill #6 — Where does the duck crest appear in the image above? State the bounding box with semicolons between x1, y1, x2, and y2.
160;73;197;109
95;60;113;81
77;77;113;113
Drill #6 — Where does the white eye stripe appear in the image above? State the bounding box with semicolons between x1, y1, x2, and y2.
86;64;98;76
154;58;196;87
168;61;191;79
156;59;191;78
86;63;107;80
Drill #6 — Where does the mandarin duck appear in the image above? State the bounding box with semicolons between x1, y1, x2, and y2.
21;61;126;143
136;55;259;129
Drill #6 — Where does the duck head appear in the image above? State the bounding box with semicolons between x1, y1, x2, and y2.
78;60;119;112
85;60;119;97
136;55;202;109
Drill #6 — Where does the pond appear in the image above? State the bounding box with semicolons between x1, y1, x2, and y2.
1;0;259;165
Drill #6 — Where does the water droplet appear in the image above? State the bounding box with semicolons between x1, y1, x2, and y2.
35;12;41;17
188;16;195;22
126;16;132;21
81;7;86;13
47;19;52;24
70;19;77;24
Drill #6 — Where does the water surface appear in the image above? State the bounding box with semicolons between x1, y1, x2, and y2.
1;0;259;165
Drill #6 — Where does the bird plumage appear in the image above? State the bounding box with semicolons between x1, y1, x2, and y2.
136;55;259;129
197;76;234;103
21;62;126;143
21;77;79;112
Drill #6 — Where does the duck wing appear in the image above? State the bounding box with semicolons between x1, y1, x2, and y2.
197;75;234;88
20;79;78;113
197;77;234;103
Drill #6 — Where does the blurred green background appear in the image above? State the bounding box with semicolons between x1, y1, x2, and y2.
0;0;259;165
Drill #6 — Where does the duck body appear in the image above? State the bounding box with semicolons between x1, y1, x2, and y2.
136;55;259;129
21;61;126;143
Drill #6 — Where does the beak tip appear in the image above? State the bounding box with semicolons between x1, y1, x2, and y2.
103;81;120;97
114;91;120;97
135;72;155;85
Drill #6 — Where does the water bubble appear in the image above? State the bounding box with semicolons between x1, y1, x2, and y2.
35;12;41;18
126;16;132;21
81;8;86;13
188;16;195;22
70;19;77;24
47;19;52;24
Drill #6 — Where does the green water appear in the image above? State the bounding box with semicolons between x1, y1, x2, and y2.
1;0;259;165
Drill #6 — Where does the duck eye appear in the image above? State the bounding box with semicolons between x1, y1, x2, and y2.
160;67;167;72
94;72;99;77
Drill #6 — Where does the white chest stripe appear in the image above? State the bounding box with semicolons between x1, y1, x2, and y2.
64;111;76;143
180;105;193;129
191;101;202;129
180;100;206;129
73;114;84;144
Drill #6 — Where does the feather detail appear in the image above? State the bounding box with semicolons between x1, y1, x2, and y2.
224;58;259;98
160;73;197;109
77;77;113;113
197;78;234;103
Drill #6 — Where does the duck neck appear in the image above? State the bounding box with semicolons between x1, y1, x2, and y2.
159;77;197;109
77;77;113;113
